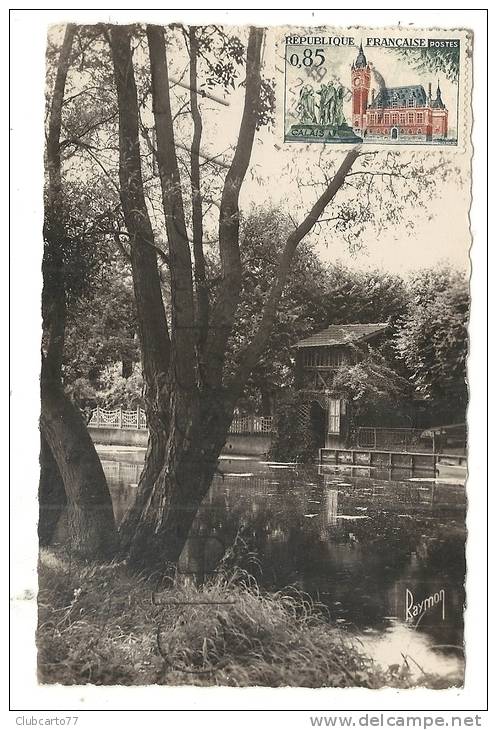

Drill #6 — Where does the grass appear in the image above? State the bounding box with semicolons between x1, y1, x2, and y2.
37;548;461;688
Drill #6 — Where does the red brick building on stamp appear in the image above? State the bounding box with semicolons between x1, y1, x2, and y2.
351;43;449;143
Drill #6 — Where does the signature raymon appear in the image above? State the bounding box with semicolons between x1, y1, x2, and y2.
405;588;446;622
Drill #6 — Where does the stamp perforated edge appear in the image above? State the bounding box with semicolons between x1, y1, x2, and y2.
269;25;473;155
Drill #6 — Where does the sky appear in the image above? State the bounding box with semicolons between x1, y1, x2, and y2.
245;157;471;276
317;198;471;275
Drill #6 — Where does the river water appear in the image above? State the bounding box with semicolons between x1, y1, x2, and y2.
98;447;466;682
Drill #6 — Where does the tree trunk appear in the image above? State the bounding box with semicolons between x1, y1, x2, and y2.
109;25;172;557
121;388;232;570
41;23;118;559
118;420;167;553
38;435;67;547
40;379;118;559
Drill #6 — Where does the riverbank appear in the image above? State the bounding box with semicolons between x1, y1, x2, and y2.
37;548;461;688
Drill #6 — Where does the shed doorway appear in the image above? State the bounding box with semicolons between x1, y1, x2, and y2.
309;400;326;449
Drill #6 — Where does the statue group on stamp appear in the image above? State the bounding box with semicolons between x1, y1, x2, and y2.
296;81;347;133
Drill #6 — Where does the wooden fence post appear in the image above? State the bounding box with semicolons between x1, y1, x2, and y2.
118;408;123;429
137;405;141;429
96;405;100;428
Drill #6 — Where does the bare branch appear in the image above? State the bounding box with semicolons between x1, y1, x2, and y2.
233;148;361;389
46;24;76;208
109;24;171;394
73;143;121;196
63;85;112;105
43;23;76;384
189;25;209;354
205;26;264;386
146;24;196;385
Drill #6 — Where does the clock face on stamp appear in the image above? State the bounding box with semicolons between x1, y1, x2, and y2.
353;78;361;86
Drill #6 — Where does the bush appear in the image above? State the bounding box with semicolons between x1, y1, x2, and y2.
268;390;319;463
37;549;462;688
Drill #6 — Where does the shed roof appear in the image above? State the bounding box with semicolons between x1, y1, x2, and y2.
294;323;389;349
369;84;427;109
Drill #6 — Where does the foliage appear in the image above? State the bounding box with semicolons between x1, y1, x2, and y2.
189;26;275;126
268;391;320;463
42;202;110;320
37;548;461;688
194;25;246;90
68;365;144;414
323;263;408;326
394;267;469;412
231;205;329;412
392;45;461;82
257;78;276;129
63;255;140;409
332;347;412;428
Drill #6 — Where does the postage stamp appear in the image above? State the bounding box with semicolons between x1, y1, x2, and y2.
278;27;472;147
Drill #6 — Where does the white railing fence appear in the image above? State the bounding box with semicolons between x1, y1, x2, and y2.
89;407;273;435
89;406;147;430
229;416;274;435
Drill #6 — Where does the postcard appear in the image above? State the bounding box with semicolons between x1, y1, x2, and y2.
8;9;488;724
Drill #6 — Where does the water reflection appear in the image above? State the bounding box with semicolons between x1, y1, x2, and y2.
99;449;466;681
100;459;142;524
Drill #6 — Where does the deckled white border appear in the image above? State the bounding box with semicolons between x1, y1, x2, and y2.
7;4;489;719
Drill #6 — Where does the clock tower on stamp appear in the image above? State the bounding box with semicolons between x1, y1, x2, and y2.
351;43;371;136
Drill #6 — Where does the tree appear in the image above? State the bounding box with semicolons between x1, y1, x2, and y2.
40;25;117;557
107;24;361;569
395;266;469;421
332;348;411;435
323;264;408;327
